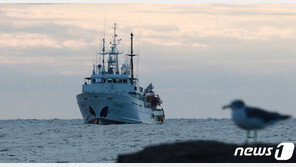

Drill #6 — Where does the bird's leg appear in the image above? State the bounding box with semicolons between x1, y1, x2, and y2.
254;130;258;144
244;130;250;145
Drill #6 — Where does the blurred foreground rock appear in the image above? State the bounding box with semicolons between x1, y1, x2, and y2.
117;140;296;163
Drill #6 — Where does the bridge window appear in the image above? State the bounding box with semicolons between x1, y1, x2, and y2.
113;79;117;83
118;79;123;83
123;79;127;83
107;79;112;83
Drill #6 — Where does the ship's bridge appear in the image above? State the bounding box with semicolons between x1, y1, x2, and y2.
85;74;131;85
82;73;143;96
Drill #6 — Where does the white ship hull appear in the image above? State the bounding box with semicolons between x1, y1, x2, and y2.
76;92;164;124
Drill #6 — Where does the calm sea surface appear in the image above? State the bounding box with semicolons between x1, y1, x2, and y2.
0;118;295;162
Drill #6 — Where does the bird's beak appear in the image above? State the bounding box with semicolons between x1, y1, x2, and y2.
222;105;230;110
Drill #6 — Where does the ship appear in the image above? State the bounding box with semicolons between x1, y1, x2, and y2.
76;23;165;124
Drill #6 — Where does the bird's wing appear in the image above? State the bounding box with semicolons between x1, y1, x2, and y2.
245;107;290;123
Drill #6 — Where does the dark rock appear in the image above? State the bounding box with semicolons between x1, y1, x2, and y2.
117;140;296;163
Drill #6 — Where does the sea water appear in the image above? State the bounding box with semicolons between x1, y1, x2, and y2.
0;118;295;162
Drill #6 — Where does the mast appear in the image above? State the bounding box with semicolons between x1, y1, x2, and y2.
113;23;119;74
128;33;136;84
102;38;106;73
101;14;107;74
107;23;121;74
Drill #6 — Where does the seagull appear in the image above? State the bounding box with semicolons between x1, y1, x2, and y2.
222;100;291;143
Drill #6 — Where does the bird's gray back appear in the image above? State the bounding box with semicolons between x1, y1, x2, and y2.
245;107;290;123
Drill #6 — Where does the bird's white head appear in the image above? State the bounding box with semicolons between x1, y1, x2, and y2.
222;100;245;110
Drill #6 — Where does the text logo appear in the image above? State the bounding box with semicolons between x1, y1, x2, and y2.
234;142;294;161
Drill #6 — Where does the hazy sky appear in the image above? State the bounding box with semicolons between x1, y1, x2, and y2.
0;4;296;119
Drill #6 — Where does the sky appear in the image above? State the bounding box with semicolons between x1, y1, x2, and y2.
0;4;296;119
